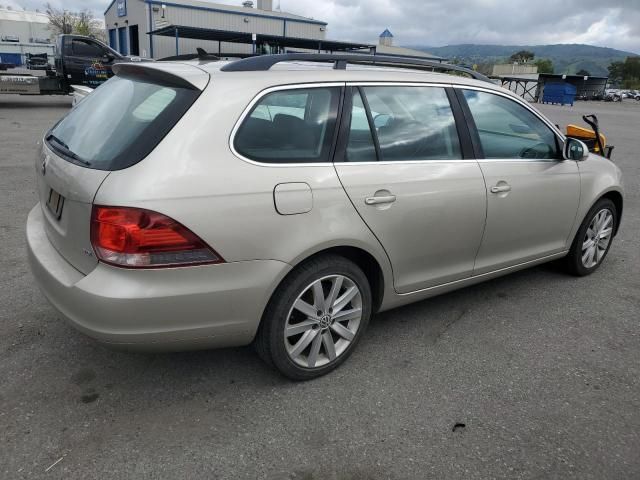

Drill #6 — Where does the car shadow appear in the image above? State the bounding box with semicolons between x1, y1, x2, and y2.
57;260;575;408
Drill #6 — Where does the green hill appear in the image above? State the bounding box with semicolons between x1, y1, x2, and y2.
410;44;638;76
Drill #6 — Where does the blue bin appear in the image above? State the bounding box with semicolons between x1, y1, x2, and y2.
542;82;577;106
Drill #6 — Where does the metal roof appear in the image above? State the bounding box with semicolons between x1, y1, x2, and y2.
0;7;49;23
105;0;327;24
148;25;376;52
379;29;394;38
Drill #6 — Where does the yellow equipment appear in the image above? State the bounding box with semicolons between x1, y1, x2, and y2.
566;124;606;154
565;114;614;159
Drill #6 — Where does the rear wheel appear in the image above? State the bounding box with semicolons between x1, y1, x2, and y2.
565;198;617;276
255;255;372;380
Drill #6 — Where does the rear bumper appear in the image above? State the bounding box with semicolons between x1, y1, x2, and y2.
26;204;291;350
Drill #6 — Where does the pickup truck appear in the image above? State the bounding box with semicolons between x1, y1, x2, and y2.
0;34;146;95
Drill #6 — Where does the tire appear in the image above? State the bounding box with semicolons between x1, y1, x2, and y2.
565;198;617;276
255;254;372;380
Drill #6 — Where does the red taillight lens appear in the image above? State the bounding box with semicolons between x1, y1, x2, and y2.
90;206;223;268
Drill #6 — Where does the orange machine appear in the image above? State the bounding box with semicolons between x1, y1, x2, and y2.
566;124;606;154
565;114;614;159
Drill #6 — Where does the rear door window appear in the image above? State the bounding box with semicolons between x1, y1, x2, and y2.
234;87;341;164
47;75;199;171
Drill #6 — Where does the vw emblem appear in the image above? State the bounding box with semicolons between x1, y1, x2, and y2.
41;157;47;176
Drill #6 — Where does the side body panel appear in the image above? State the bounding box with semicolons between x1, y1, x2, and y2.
572;154;624;238
94;77;395;315
473;159;580;274
336;161;487;292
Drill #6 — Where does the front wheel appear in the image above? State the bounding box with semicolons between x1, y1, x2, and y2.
255;255;372;380
565;198;617;276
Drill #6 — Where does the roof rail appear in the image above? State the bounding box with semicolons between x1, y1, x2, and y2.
219;53;492;83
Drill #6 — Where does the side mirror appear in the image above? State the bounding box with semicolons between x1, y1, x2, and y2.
563;137;589;161
373;114;391;129
102;53;115;63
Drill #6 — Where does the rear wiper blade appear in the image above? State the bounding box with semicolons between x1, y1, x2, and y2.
46;134;91;166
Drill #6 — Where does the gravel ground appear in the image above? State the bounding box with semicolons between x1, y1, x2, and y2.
1;94;638;479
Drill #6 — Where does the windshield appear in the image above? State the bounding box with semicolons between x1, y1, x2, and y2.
47;75;199;171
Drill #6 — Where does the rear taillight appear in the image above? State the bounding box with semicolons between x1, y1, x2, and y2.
90;206;223;268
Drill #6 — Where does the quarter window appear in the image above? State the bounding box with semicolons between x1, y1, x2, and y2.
359;86;462;161
234;87;340;164
463;89;560;159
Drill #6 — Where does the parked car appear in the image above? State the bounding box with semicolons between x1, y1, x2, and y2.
604;89;623;102
26;55;624;380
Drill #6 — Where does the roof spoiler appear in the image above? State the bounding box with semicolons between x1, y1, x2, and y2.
220;53;492;83
112;62;209;90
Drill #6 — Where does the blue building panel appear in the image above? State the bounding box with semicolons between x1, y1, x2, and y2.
108;28;117;49
118;26;128;55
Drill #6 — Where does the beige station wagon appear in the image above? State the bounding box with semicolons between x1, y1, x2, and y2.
27;54;623;379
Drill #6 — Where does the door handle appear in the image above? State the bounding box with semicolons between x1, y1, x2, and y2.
490;184;512;194
365;195;396;205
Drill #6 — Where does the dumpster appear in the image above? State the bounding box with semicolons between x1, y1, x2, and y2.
542;82;577;106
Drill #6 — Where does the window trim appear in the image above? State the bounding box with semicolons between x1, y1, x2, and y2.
454;85;566;162
357;86;382;162
337;82;471;165
229;81;565;167
229;82;345;167
446;87;475;160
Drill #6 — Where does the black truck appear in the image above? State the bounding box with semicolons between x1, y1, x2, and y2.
0;34;147;95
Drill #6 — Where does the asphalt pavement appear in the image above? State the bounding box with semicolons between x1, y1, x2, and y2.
1;95;638;479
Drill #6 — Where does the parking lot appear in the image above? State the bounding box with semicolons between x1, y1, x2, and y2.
1;95;639;479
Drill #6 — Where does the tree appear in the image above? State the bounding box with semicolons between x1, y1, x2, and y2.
74;10;104;40
608;61;625;85
509;50;535;63
45;3;105;40
576;69;591;77
534;58;553;74
45;3;75;35
608;58;640;88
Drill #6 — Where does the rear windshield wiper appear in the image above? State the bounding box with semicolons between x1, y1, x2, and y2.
46;134;91;166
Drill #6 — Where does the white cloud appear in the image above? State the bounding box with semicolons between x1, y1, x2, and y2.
5;0;639;53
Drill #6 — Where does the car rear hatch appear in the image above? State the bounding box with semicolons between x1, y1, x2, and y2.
37;62;209;275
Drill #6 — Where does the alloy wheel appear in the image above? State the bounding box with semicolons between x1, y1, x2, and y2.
284;275;363;368
581;208;613;268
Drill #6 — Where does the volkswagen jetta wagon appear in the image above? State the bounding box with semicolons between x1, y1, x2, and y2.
27;54;623;380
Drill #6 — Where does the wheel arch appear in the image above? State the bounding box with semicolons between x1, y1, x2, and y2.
274;243;389;316
599;189;623;235
304;246;386;314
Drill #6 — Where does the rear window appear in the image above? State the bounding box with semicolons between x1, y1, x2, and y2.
47;75;199;171
234;87;341;164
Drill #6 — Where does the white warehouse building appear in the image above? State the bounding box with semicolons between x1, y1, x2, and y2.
103;0;331;59
0;7;55;66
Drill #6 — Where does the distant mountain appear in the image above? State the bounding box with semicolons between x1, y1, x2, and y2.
409;44;638;76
